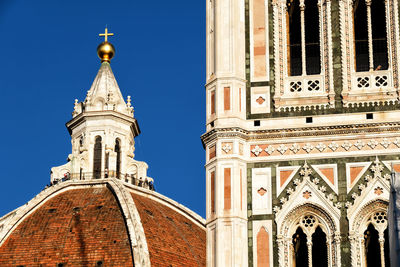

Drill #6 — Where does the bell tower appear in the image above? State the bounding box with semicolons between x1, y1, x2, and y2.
203;0;400;266
51;28;151;185
203;0;248;265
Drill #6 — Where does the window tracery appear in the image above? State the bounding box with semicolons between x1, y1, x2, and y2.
290;215;329;267
273;0;334;110
276;204;340;267
341;0;399;106
349;200;390;267
351;0;392;93
363;212;389;267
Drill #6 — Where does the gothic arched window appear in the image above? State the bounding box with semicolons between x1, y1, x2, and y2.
115;139;121;178
287;0;321;76
289;215;331;266
292;227;308;267
364;223;381;266
312;226;328;267
353;0;389;72
93;136;102;179
363;212;390;267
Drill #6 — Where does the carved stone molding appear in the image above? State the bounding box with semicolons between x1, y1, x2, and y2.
250;137;400;158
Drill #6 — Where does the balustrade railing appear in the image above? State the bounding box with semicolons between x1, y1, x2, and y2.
50;171;155;191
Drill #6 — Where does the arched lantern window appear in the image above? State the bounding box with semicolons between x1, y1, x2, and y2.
93;136;102;179
115;139;121;178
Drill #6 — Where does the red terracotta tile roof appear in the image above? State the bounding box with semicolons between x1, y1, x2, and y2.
131;192;206;267
0;187;134;266
0;182;206;267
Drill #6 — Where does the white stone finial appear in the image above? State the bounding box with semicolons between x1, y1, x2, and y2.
300;161;313;180
371;156;384;179
72;99;80;117
85;90;91;103
127;95;134;115
127;95;132;107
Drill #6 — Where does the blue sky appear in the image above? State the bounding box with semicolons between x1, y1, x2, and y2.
0;1;206;217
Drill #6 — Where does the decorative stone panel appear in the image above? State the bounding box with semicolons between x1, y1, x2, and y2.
251;86;271;114
252;168;272;215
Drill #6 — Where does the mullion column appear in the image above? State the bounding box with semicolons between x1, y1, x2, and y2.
366;0;374;71
300;0;306;76
384;0;392;70
379;232;385;267
361;237;367;266
318;1;323;75
307;235;313;267
326;238;332;267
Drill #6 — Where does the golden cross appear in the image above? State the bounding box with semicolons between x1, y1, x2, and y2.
99;27;114;42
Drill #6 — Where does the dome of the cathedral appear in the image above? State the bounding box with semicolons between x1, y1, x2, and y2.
0;28;206;267
0;179;206;266
97;41;115;62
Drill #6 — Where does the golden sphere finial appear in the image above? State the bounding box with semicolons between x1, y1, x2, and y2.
97;42;115;62
97;27;115;62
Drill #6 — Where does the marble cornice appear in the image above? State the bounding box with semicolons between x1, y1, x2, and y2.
66;110;140;136
205;76;247;88
201;122;400;145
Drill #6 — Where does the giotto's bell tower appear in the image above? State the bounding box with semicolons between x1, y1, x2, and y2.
202;0;400;266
